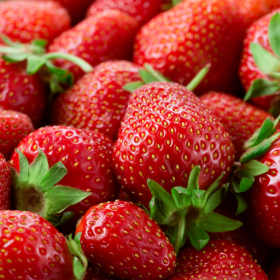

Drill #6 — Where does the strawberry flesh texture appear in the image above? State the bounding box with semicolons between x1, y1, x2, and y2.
0;210;74;280
168;239;267;279
200;92;271;159
76;201;176;280
52;61;142;140
269;258;280;280
113;82;235;207
9;126;119;223
0;154;11;210
0;110;34;159
48;10;139;82
246;130;280;248
87;0;162;26
133;0;246;96
239;9;280;111
0;1;70;45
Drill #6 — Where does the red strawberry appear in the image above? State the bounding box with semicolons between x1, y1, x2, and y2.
269;258;280;279
113;82;235;208
9;126;119;228
200;92;271;159
0;110;34;159
0;154;11;210
0;210;74;280
0;59;46;127
48;10;139;81
0;1;70;45
117;188;133;202
133;0;246;95
76;201;176;280
168;239;267;279
87;0;162;26
52;61;142;140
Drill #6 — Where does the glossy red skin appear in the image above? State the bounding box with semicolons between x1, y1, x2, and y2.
0;110;34;159
0;210;74;280
200;92;271;159
168;240;267;280
84;267;120;280
210;201;277;271
0;155;11;210
76;201;176;280
9;126;119;223
246;131;280;248
239;9;280;111
87;0;162;26
48;10;139;82
52;61;142;140
0;1;70;45
269;258;280;279
133;0;246;96
0;59;46;127
113;82;235;207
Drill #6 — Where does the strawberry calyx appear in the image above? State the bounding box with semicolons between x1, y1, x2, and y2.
147;166;243;253
10;148;92;227
67;233;88;280
0;35;94;93
231;116;280;214
244;12;280;114
123;63;210;92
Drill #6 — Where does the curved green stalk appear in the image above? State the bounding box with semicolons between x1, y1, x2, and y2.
186;64;211;91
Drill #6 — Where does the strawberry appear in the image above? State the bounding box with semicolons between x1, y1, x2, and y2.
48;10;139;81
200;92;271;159
87;0;162;26
0;210;75;280
9;126;119;228
0;1;70;45
133;0;246;95
0;154;11;210
84;267;120;280
168;239;267;279
75;200;177;280
113;82;235;208
0;110;34;159
118;188;133;202
52;61;142;140
269;258;280;279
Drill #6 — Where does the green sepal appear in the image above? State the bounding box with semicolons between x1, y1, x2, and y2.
144;63;171;82
198;212;243;233
16;149;29;185
2;35;21;47
48;211;74;227
203;172;225;202
241;160;269;176
186;64;211;92
232;170;255;193
123;81;145;92
32;39;48;49
186;166;200;191
149;196;170;225
171;187;192;209
165;223;188;251
191;190;206;208
232;191;248;215
67;233;88;280
172;0;184;5
2;53;29;62
26;55;46;74
269;13;280;59
187;223;210;251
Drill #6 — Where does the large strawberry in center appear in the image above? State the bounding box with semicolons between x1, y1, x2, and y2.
113;82;235;207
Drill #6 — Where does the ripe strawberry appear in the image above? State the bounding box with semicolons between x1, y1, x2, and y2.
168;240;267;279
9;126;119;227
52;61;142;140
133;0;246;95
76;201;176;280
48;10;139;81
87;0;162;26
118;188;133;202
0;210;74;280
269;258;280;279
200;92;271;159
0;155;11;210
0;110;34;159
0;1;70;45
0;59;46;127
113;82;235;208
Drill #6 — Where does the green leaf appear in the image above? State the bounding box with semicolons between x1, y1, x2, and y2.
2;53;29;62
44;185;91;215
232;170;255;193
32;39;48;48
26;54;46;74
244;78;280;101
187;166;200;191
241;160;269;176
232;191;248;215
186;64;211;91
250;43;280;74
204;172;225;201
47;211;74;227
187;223;210;251
0;47;24;54
198;212;243;233
149;197;170;225
172;0;184;5
191;190;206;208
1;35;22;47
269;13;280;59
123;81;145;92
73;257;84;280
270;72;280;79
144;63;171;82
171;187;192;209
139;69;159;84
28;148;49;188
16;149;29;185
203;184;229;214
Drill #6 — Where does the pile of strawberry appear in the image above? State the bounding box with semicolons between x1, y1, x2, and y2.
2;0;280;279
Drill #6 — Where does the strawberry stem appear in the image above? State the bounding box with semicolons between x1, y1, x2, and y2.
186;63;211;91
